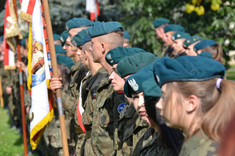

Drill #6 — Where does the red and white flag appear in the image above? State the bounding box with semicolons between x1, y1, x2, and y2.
86;0;100;21
3;0;20;70
20;0;54;150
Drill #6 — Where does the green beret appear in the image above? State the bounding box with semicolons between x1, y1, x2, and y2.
53;34;61;41
194;39;217;52
60;30;69;43
55;45;66;55
183;36;202;49
65;18;93;31
153;56;225;87
82;32;91;45
124;31;131;40
171;32;191;41
105;47;146;66
0;36;4;43
142;76;162;100
124;65;154;97
20;39;26;46
56;55;74;69
116;52;159;78
198;51;212;59
87;21;124;38
71;29;88;47
164;24;185;33
152;18;169;28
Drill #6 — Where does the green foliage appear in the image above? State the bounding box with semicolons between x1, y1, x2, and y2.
119;0;235;69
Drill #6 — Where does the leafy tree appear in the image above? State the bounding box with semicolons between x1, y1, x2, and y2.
119;0;235;69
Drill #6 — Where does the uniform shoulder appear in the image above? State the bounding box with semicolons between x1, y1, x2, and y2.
179;130;218;156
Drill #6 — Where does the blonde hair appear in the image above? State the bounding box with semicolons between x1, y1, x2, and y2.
165;79;235;141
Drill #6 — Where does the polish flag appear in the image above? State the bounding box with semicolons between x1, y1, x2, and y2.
86;0;100;21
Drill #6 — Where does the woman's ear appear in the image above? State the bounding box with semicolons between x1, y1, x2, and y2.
185;95;200;113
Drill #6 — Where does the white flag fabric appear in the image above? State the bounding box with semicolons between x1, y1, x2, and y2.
86;0;100;21
20;0;54;150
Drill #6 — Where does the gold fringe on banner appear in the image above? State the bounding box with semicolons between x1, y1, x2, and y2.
19;11;32;23
4;66;16;70
27;22;32;91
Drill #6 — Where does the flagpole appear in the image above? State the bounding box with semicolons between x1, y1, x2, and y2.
41;0;69;155
0;76;3;108
13;0;28;155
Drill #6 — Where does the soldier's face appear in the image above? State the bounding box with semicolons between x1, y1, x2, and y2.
90;37;103;63
172;39;186;55
81;48;89;69
164;32;174;46
64;41;77;58
109;64;125;92
156;84;185;128
132;92;149;123
155;28;165;42
185;43;198;56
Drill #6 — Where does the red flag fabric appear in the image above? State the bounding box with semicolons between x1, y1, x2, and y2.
86;0;100;21
3;0;20;70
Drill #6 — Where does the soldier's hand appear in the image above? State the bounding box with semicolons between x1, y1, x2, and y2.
6;86;12;94
16;61;27;72
49;77;63;92
26;106;30;114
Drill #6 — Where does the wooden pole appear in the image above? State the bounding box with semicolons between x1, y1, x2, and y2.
13;0;27;155
0;76;3;108
41;0;69;155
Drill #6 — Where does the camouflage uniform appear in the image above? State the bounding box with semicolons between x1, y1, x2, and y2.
78;67;108;156
179;130;218;156
161;45;174;57
90;76;127;155
3;68;22;127
173;52;187;59
74;71;92;156
117;104;149;155
63;61;88;154
69;61;88;99
41;61;88;155
133;128;175;156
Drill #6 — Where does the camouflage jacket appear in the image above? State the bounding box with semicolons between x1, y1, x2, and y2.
134;128;176;156
179;130;218;156
68;61;88;99
79;67;108;156
161;45;174;57
90;76;127;156
81;67;108;132
117;104;149;155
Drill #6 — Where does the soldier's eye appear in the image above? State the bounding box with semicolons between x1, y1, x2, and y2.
133;95;139;100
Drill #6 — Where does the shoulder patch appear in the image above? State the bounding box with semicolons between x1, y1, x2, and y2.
117;103;127;113
92;92;96;100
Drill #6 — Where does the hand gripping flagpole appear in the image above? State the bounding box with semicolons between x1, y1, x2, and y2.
13;0;28;155
41;0;69;155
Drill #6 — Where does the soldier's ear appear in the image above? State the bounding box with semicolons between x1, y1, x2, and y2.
185;95;200;113
101;42;106;54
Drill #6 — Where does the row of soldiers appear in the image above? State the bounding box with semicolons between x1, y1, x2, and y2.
0;16;234;156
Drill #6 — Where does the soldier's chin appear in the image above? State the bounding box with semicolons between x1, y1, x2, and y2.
113;85;122;92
